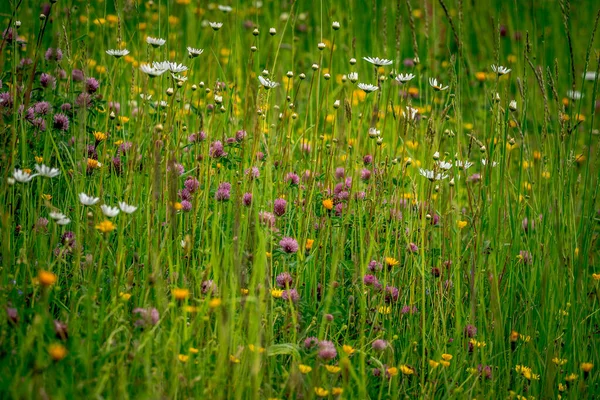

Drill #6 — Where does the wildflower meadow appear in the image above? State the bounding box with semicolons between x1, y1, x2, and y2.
1;0;600;398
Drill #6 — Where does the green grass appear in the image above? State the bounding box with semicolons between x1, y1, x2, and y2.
0;0;599;398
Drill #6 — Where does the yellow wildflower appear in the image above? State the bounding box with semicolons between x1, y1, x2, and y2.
48;344;67;361
322;199;334;210
38;270;57;287
95;220;116;233
298;364;312;374
209;298;222;308
172;288;190;301
400;365;414;375
325;365;341;373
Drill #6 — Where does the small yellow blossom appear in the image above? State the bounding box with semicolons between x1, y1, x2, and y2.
209;298;222;308
457;220;467;229
95;220;116;233
314;388;329;397
87;158;101;169
248;344;265;353
271;289;283;298
429;360;440;368
38;270;57;287
552;358;568;366
93;131;107;142
172;288;190;301
299;364;312;374
387;367;398;376
305;239;314;251
342;345;355;355
322;199;334;210
581;362;593;372
229;355;240;363
441;354;453;361
35;156;44;163
385;257;400;267
400;365;414;375
440;360;451;367
189;347;199;354
48;344;67;361
178;354;189;362
331;387;343;396
565;373;578;382
119;292;131;301
325;365;341;373
378;306;391;314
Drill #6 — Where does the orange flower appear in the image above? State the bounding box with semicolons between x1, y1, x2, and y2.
172;288;190;301
38;270;57;286
48;344;67;361
322;199;334;210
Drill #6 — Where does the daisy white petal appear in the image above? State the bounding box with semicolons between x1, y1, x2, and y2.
79;193;100;206
101;204;120;218
363;56;393;67
357;83;379;93
258;76;279;89
118;202;137;214
146;36;166;48
106;49;130;58
35;164;60;178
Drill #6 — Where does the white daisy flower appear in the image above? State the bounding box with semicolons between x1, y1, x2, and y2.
405;106;419;120
363;56;393;67
437;161;453;170
567;90;583;100
455;160;474;170
357;83;379;93
419;168;449;182
153;61;188;73
491;64;511;75
171;74;188;83
481;159;498;167
258;76;280;89
140;94;153;101
106;49;130;58
584;71;597;81
347;72;358;83
49;211;67;220
101;205;120;218
146;36;166;48
13;169;36;183
56;218;71;226
218;5;233;12
395;73;415;83
34;164;60;178
429;78;449;91
209;22;223;31
187;47;204;58
367;127;380;138
79;193;100;206
118;202;137;214
140;64;167;77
